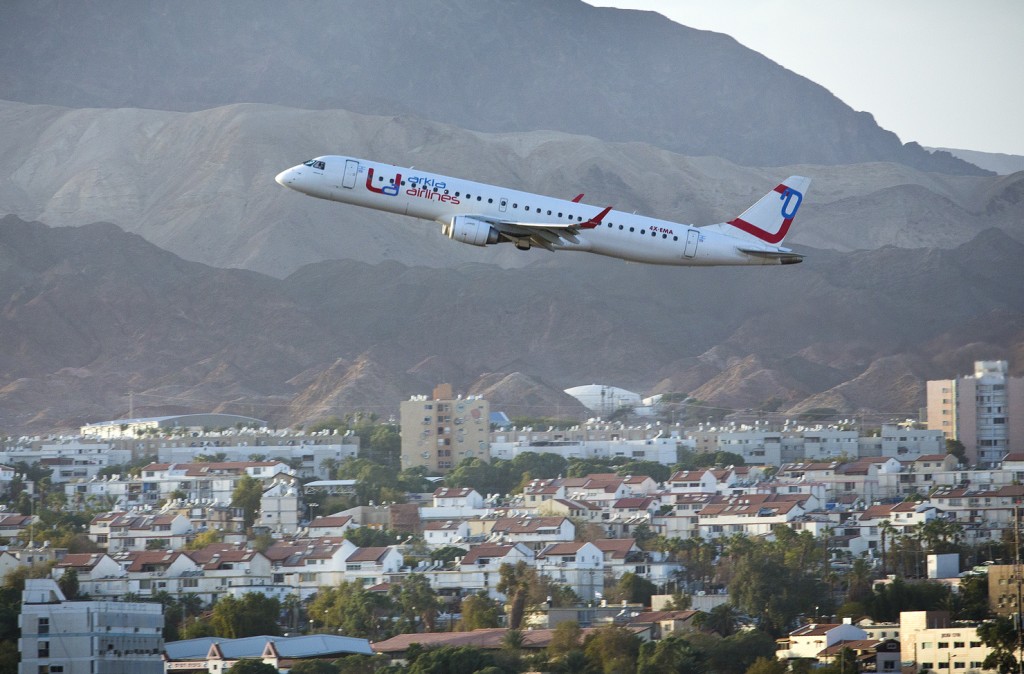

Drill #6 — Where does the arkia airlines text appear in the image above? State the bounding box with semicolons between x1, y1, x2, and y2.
275;156;810;267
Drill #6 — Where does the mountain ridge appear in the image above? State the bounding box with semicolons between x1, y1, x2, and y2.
0;101;1019;279
0;0;986;175
1;215;1020;434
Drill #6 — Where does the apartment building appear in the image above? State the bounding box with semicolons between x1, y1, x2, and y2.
400;384;490;472
19;578;164;674
928;360;1024;467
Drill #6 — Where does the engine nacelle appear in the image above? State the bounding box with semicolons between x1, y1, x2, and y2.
442;216;500;247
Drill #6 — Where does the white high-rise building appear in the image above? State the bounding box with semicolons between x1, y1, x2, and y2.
927;360;1024;467
19;578;164;674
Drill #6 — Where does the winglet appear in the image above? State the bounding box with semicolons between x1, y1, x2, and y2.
578;206;613;230
572;194;584;203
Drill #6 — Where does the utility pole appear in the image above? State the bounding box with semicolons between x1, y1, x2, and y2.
1016;500;1023;674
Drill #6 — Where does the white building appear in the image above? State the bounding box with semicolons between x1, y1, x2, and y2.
777;620;868;660
19;578;164;674
259;477;302;534
564;384;641;415
535;541;603;601
927;360;1024;467
0;439;131;484
80;413;265;439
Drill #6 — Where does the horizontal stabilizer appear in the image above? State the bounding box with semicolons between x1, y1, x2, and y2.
738;248;804;265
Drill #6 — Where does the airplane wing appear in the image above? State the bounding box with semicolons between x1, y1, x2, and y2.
466;206;613;250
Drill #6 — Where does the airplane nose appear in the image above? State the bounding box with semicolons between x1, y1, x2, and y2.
275;168;294;186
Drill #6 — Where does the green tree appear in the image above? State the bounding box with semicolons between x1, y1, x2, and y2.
637;634;701;674
497;561;534;629
187;528;224;550
227;659;278;674
391;574;441;633
955;572;991;620
510;452;569;483
615;461;672;483
346;526;408;548
430;545;468;564
745;656;789;674
231;473;264;529
366;424;402;470
459;593;501;630
696;603;740;637
181;616;216;639
210;593;280;638
844;557;874;605
529;574;581;609
308;580;387;639
611;572;657;607
727;535;828;636
547;619;583;663
407;645;499;674
552;649;587;674
57;568;80;600
706;630;777;674
979;616;1021;674
583;625;642;674
946;438;967;465
863;578;951;622
288;661;340;674
0;641;19;674
337;458;401;506
445;457;512;497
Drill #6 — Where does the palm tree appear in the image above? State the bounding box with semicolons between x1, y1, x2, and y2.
878;519;895;574
503;628;525;651
497;561;534;629
845;557;874;604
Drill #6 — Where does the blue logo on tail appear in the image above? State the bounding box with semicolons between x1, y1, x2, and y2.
780;188;803;219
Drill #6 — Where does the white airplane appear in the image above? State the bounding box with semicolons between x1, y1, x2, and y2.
275;155;809;266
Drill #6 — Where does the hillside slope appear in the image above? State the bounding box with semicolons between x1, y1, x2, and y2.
1;216;1020;433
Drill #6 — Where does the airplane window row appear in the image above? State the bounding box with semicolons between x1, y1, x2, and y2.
608;222;679;241
378;174;591;221
373;173;676;239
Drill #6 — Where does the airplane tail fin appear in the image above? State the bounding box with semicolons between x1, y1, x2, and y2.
713;176;810;245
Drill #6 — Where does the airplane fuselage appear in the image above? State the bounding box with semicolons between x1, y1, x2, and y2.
275;155;807;266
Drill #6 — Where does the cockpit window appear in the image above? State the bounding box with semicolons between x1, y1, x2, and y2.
303;159;326;170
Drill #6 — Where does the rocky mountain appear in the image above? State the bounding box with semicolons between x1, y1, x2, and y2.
1;216;1021;434
1;1;1018;436
928;148;1024;176
1;101;1020;279
0;0;984;174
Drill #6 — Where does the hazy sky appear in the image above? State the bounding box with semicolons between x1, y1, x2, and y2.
586;0;1023;156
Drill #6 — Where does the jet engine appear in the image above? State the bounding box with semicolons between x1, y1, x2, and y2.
442;216;500;246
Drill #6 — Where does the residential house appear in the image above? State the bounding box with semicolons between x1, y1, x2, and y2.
423;520;470;549
535;541;603;600
776;620;868;660
698;494;807;540
666;470;718;494
426;543;534;600
307;515;357;538
487;516;576;550
90;512;192;552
